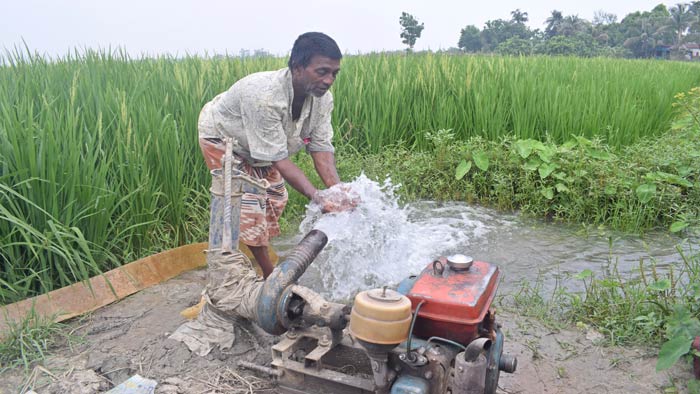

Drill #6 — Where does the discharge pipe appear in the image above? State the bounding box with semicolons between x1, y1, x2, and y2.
256;229;328;335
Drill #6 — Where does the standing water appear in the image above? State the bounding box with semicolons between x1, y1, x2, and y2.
275;175;697;300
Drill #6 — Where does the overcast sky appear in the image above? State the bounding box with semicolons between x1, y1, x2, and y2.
1;0;668;58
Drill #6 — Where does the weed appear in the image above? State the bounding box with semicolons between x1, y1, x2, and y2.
502;239;700;387
0;308;70;371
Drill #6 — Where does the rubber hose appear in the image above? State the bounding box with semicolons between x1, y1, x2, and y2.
256;229;328;334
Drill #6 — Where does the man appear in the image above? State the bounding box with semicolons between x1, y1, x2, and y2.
198;32;355;278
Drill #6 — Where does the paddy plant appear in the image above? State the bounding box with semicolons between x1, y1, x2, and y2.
332;54;700;151
1;48;699;303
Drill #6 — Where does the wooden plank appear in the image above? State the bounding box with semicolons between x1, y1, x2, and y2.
0;242;208;336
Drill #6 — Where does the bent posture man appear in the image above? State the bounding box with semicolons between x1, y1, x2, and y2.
198;32;354;278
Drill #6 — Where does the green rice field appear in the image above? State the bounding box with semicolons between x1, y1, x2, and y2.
1;49;699;303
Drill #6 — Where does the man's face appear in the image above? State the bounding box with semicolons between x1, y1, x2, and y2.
293;55;341;98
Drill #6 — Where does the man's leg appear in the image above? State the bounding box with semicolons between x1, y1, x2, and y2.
248;245;274;278
240;166;287;279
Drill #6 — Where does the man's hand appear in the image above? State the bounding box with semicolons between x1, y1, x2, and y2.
312;184;360;213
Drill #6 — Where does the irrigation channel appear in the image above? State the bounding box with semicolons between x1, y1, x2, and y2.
275;174;698;300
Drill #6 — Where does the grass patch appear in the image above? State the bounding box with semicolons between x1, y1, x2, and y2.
499;239;700;388
0;309;70;371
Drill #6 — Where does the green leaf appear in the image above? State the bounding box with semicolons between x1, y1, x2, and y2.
677;166;691;177
553;172;567;181
562;140;577;149
575;269;593;280
604;185;617;195
587;149;611;161
656;336;693;371
574;136;592;147
536;146;556;163
523;158;540;171
538;163;558;179
514;139;535;159
648;279;671;292
555;183;569;193
473;151;489;171
635;183;657;203
651;171;693;188
541;187;554;200
455;159;472;180
670;221;689;233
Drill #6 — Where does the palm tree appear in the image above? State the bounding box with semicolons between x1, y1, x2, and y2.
667;3;698;49
545;10;564;38
558;15;591;37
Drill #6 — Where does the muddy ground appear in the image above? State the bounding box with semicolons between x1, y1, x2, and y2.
0;268;695;394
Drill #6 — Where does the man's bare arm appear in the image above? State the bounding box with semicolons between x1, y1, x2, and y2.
310;151;341;188
272;158;318;199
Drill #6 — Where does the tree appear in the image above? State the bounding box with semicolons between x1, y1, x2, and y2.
496;37;532;55
621;16;668;58
510;9;529;24
667;3;698;49
558;15;591;37
545;10;564;38
535;35;599;57
480;18;532;51
399;12;425;51
593;10;618;26
458;25;482;52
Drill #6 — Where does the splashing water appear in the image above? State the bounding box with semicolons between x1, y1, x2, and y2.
291;174;513;300
276;174;697;302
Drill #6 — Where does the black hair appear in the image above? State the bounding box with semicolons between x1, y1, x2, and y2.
288;32;342;70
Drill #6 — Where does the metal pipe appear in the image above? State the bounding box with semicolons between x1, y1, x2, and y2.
256;230;328;335
237;360;284;377
464;337;492;362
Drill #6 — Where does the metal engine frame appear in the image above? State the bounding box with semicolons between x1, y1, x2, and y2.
270;324;465;394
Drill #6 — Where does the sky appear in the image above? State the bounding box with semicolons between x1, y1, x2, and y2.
1;0;669;58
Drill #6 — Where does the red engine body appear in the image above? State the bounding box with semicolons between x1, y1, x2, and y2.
405;259;500;345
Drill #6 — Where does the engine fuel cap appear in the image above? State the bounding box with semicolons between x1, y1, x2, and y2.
447;254;473;270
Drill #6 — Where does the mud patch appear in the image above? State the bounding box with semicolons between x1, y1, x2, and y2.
0;270;276;394
496;312;695;393
0;269;696;393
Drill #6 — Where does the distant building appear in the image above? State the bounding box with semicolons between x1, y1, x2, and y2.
681;43;700;60
654;45;672;59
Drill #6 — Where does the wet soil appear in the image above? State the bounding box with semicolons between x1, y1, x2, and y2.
0;269;695;394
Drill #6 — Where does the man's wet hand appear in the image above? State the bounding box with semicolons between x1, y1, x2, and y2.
312;184;361;213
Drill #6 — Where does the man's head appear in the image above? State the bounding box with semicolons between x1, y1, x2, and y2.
289;32;342;98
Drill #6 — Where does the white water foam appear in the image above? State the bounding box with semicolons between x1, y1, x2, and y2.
295;174;510;300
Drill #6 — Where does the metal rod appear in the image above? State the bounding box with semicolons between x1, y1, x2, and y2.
237;361;283;377
222;137;233;254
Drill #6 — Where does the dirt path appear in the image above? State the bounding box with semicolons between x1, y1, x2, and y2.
0;269;695;393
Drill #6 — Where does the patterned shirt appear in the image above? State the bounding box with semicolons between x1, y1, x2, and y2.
198;68;335;166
